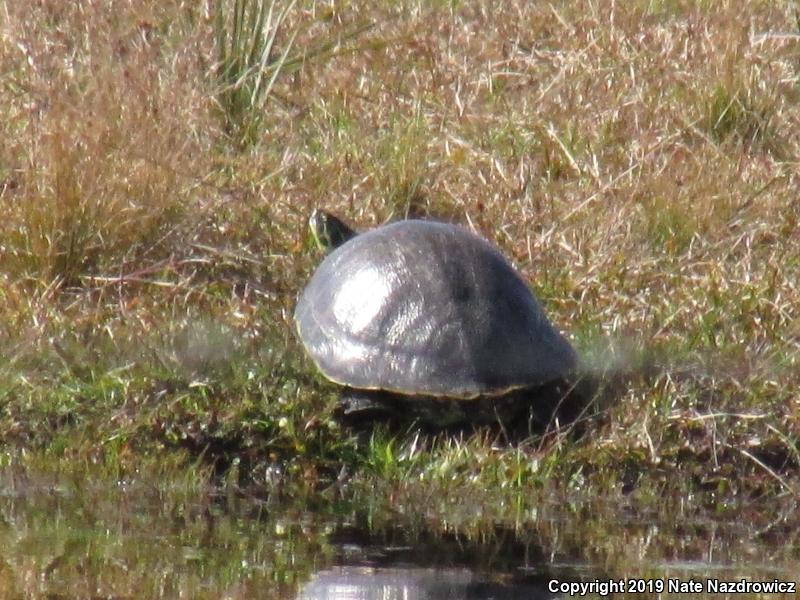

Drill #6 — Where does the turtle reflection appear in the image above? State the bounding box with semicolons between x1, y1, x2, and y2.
297;566;558;600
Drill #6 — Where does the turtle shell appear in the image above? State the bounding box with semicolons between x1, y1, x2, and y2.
294;220;576;399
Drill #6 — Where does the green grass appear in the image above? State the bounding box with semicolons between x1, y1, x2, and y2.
0;0;799;577
214;0;298;148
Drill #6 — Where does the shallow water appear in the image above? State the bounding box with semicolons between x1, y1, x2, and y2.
1;469;797;599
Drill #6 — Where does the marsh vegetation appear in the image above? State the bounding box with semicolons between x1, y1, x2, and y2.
0;0;799;596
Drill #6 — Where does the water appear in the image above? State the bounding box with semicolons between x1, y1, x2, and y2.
1;469;797;599
298;567;557;599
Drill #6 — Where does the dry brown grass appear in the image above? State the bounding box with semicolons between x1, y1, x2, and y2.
1;1;800;596
0;0;798;503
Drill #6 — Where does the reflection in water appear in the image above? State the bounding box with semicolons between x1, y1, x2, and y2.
298;566;555;600
1;468;798;599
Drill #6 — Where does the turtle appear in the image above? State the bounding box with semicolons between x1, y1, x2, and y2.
294;210;578;428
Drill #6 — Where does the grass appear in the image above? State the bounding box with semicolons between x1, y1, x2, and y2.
214;0;298;147
0;0;799;572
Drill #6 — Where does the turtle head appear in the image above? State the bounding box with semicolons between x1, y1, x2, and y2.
309;209;357;252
